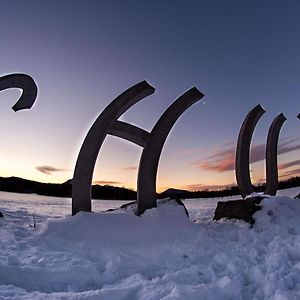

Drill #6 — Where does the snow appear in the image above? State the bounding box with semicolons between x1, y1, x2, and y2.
0;189;300;299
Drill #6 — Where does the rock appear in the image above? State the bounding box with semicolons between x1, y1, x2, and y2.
213;196;265;224
0;211;3;218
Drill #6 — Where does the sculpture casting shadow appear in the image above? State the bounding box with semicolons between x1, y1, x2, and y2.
72;81;204;215
0;73;38;216
235;104;286;198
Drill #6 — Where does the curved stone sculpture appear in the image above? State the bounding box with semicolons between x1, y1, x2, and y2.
0;73;38;111
72;81;204;216
235;104;265;198
137;87;204;215
72;81;155;215
236;105;286;198
0;73;37;218
264;113;286;195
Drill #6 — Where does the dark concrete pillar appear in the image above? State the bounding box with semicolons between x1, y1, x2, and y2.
136;87;204;215
72;81;155;215
264;113;286;195
235;105;265;198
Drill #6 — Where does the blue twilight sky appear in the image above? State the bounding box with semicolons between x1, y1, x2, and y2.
0;0;300;191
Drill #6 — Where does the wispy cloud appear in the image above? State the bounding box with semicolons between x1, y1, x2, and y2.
279;159;300;170
36;165;65;175
122;166;137;171
277;139;300;155
93;180;122;186
194;137;300;173
279;168;300;179
182;182;235;191
195;148;235;172
254;177;266;184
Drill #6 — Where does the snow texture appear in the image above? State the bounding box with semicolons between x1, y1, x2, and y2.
0;189;300;299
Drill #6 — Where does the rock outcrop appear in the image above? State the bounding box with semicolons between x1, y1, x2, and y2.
213;196;265;224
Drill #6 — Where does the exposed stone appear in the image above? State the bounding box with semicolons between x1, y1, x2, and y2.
213;196;265;224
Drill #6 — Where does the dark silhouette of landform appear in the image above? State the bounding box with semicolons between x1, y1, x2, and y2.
0;177;136;200
0;176;300;200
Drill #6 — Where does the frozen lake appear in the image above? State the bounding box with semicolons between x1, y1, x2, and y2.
0;188;300;299
1;186;299;221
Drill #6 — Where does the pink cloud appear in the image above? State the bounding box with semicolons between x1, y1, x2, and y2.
36;165;65;175
278;159;300;170
182;182;235;191
279;168;300;179
93;180;122;186
122;166;137;171
194;137;300;173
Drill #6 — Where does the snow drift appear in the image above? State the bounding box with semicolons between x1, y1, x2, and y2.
0;196;299;299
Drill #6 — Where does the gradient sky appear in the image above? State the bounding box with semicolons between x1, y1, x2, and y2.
1;0;300;192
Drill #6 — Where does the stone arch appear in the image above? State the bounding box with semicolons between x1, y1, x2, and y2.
72;81;155;215
264;113;286;195
136;87;203;215
72;82;204;216
235;105;286;198
235;105;265;198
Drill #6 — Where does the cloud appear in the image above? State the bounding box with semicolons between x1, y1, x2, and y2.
36;165;65;175
196;148;235;172
182;183;235;191
93;180;122;186
279;159;300;170
122;166;137;171
279;168;300;179
194;137;300;173
254;177;266;184
277;139;300;155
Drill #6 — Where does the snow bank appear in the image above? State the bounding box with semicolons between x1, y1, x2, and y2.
0;197;299;299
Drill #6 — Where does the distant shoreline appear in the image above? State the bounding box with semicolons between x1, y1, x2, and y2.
1;176;300;200
0;176;136;201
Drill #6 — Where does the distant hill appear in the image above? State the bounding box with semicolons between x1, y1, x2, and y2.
160;188;189;198
159;176;300;199
0;177;136;200
1;175;300;200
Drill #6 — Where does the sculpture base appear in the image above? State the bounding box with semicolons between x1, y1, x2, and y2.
213;196;266;224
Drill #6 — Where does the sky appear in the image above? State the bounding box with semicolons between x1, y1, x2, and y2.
1;0;300;192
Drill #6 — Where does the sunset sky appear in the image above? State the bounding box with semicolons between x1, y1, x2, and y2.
1;1;300;192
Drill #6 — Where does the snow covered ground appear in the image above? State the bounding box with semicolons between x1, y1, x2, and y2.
0;188;300;299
